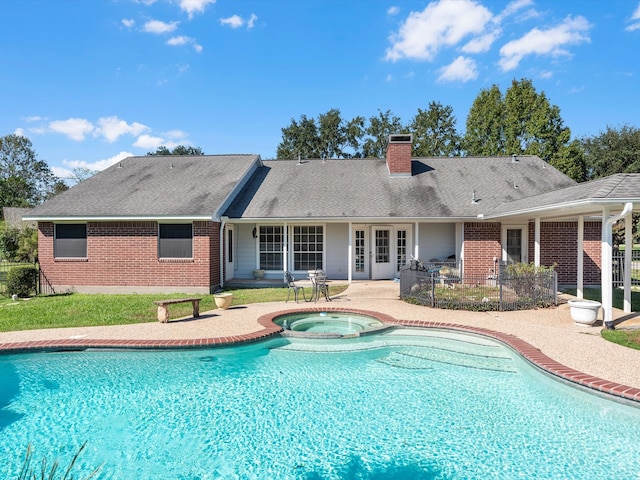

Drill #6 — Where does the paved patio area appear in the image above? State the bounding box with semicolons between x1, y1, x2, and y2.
1;281;640;402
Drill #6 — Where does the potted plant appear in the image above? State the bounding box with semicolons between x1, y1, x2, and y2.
214;292;233;309
253;269;265;279
567;299;601;326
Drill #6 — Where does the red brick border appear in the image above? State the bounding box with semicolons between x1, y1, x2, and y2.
1;308;638;405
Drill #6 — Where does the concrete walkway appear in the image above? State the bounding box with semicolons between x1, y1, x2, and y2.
1;281;640;397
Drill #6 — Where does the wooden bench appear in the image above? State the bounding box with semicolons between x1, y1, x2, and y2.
153;297;201;323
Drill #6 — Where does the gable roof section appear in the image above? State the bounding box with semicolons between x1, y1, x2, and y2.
26;155;261;220
483;173;640;219
224;155;576;220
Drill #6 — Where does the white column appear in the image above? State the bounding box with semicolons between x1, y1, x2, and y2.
414;221;420;260
625;210;633;313
577;216;584;299
283;223;288;272
534;217;541;267
601;206;613;324
348;222;353;283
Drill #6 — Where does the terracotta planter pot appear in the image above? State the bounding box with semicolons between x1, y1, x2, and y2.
214;293;233;310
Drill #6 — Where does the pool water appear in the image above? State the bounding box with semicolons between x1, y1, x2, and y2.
275;312;384;335
1;329;640;479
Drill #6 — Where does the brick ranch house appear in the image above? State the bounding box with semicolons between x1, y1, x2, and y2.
25;135;640;321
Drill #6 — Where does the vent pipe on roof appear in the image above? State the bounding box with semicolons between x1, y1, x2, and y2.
297;153;303;166
512;154;518;163
471;190;478;204
117;162;123;168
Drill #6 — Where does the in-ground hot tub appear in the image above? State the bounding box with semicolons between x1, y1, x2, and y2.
273;311;392;337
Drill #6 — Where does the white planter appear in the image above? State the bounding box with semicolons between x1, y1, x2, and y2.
253;269;265;280
214;293;233;310
568;299;601;326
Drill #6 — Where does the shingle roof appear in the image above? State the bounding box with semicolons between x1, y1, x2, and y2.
27;155;260;219
484;173;640;218
224;155;576;220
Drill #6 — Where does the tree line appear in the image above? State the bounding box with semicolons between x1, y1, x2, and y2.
275;78;640;185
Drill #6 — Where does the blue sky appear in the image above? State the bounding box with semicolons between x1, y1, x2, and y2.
1;0;639;180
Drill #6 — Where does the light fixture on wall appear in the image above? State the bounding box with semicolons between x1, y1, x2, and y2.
252;227;257;239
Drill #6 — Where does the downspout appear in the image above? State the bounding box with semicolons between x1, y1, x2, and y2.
603;202;633;327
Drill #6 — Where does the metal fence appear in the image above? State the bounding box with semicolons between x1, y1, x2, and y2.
0;262;56;296
613;250;640;287
400;264;557;311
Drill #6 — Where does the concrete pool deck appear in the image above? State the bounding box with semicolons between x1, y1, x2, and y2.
1;281;640;403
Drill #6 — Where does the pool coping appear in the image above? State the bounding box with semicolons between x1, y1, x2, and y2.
1;306;639;405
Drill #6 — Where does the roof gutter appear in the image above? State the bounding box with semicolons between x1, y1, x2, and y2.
480;198;639;220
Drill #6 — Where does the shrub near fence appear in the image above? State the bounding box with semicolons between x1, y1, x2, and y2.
0;262;55;296
400;263;557;311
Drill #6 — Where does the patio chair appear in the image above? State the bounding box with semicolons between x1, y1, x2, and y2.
284;271;307;303
311;269;331;302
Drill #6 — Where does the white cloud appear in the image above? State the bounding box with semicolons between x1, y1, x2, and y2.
385;0;493;61
167;35;203;52
220;15;244;29
387;6;399;16
49;118;95;141
220;13;258;29
122;19;135;28
462;29;501;53
14;128;26;137
133;134;165;149
494;0;533;23
499;15;591;71
24;115;44;122
96;116;149;143
538;70;553;79
437;56;478;83
626;2;640;31
58;151;134;177
179;0;216;18
165;130;188;139
143;20;179;34
247;13;258;29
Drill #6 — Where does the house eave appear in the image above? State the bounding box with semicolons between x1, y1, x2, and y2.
481;198;640;220
23;215;216;222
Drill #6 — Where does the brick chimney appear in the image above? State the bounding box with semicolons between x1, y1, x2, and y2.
386;134;413;177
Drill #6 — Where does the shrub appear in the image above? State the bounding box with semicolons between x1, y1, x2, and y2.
7;265;38;297
503;262;555;297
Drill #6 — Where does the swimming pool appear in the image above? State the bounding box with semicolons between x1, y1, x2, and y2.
1;329;640;479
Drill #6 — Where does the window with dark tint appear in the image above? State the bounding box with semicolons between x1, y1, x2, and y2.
159;224;193;258
55;224;87;258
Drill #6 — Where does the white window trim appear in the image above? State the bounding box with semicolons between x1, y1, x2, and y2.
501;224;528;264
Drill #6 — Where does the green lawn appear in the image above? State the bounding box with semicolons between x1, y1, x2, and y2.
560;287;640;312
0;285;348;333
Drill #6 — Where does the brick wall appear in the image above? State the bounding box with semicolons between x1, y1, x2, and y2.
38;221;220;294
527;221;601;285
463;222;502;278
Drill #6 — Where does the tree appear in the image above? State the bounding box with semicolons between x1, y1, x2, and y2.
462;79;583;181
463;84;504;156
69;167;98;186
409;101;461;156
581;125;640;244
0;134;59;206
277;114;320;159
362;110;404;158
277;110;366;159
147;145;204;156
581;125;640;180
